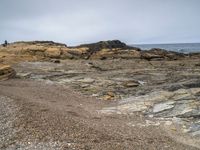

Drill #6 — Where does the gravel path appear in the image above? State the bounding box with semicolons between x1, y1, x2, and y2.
0;96;19;149
0;79;199;150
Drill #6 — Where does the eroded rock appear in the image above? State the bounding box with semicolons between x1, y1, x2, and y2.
45;47;61;58
122;80;140;88
141;48;185;61
0;40;199;62
153;101;175;113
78;40;134;51
0;65;16;81
100;88;200;137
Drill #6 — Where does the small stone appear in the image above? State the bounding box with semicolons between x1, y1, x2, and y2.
51;59;60;63
16;72;31;79
107;92;115;97
148;114;154;118
123;81;140;88
67;143;72;146
195;63;200;67
164;121;172;126
78;78;95;84
81;84;90;88
171;127;177;131
103;95;114;101
92;93;99;97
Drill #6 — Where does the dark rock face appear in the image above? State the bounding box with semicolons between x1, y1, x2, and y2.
141;48;185;61
66;40;141;60
13;41;67;47
78;40;140;51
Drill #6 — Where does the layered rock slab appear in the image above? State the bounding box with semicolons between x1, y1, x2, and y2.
100;88;200;141
0;65;16;81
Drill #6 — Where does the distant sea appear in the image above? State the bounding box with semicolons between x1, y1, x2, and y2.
133;43;200;53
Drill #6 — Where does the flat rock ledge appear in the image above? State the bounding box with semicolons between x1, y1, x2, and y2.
100;88;200;147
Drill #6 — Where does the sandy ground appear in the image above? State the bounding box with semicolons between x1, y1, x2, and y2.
0;79;198;150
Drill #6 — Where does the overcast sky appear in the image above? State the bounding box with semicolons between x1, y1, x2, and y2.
0;0;200;45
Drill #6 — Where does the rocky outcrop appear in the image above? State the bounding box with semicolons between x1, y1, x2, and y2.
61;47;91;59
77;40;141;59
0;40;142;61
100;87;200;137
141;48;185;61
0;65;16;81
90;48;141;60
0;40;199;62
12;41;67;47
11;54;200;146
78;40;135;50
45;47;61;58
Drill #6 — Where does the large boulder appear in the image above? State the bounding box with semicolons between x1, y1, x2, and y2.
0;65;16;81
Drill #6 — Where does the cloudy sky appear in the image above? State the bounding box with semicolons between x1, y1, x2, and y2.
0;0;200;45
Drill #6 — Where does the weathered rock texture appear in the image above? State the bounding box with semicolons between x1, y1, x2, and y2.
1;40;197;64
12;57;200;149
0;40;200;149
0;65;16;81
141;48;185;60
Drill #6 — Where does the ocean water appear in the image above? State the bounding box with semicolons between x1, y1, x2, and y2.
133;43;200;53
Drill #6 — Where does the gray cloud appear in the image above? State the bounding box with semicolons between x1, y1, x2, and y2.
0;0;200;45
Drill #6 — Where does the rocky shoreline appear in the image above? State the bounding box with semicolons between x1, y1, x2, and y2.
0;40;200;149
0;40;199;63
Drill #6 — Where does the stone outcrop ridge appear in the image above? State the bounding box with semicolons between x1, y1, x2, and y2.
0;40;199;62
0;65;16;81
141;48;185;61
78;40;137;50
75;40;141;59
101;87;200;137
13;41;67;47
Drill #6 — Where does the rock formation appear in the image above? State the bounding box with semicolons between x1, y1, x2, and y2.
0;40;200;149
0;65;16;81
0;40;199;64
78;40;135;50
141;48;185;61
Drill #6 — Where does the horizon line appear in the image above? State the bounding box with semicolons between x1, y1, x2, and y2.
132;42;200;45
2;40;200;47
